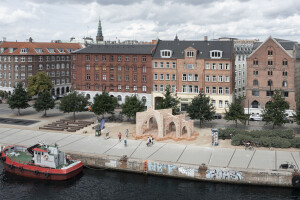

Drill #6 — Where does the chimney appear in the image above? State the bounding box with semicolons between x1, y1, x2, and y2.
204;36;208;41
29;37;33;43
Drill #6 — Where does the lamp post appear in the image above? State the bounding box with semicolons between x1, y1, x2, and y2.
248;99;250;125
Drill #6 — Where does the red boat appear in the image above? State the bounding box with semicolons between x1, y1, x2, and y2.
0;143;83;180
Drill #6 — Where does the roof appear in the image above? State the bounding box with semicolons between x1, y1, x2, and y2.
252;38;296;51
152;40;234;59
33;148;47;153
0;41;82;56
74;44;155;55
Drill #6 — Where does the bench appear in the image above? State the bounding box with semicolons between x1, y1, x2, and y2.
39;127;64;131
66;129;77;132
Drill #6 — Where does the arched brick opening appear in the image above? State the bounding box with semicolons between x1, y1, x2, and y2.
166;121;176;135
182;126;188;135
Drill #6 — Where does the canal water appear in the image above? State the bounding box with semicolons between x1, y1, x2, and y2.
0;164;299;200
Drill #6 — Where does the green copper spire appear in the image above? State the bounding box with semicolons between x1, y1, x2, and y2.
97;18;103;37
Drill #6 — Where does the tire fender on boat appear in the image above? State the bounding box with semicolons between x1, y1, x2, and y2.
18;166;23;171
1;156;6;161
34;170;39;175
44;173;49;178
9;164;13;169
44;155;49;161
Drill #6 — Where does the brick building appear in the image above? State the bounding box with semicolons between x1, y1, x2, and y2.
0;38;82;96
246;36;299;112
152;37;235;113
71;44;155;107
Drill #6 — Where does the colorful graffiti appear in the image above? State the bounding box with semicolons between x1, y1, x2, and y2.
206;169;242;180
178;167;195;177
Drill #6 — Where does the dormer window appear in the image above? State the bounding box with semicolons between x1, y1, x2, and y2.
47;48;55;53
186;51;194;57
160;50;172;58
58;48;65;53
9;48;14;53
35;48;43;53
67;48;73;53
20;48;28;53
210;50;222;59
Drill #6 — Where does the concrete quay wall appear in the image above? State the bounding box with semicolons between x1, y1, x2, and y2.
69;152;297;188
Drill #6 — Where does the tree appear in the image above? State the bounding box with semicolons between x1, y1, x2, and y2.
7;82;30;115
33;91;55;117
121;95;146;121
294;102;300;125
156;85;180;115
224;97;248;127
59;91;89;121
262;90;289;129
27;72;53;96
187;90;215;127
92;91;117;117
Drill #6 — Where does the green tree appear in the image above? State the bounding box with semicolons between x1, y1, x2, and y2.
156;85;180;115
27;72;53;96
92;91;117;117
224;97;248;127
59;91;89;121
294;102;300;125
121;95;146;121
33;91;55;117
7;82;30;115
262;90;289;129
187;90;215;127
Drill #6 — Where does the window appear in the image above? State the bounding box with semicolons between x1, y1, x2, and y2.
118;75;121;81
188;74;193;81
103;74;106;80
160;85;164;92
56;63;60;69
52;72;55;77
160;62;164;68
110;75;114;80
252;90;259;96
21;56;25;62
117;56;122;62
212;63;216;70
133;86;137;91
160;74;164;80
205;75;210;82
133;75;137;81
218;63;223;70
182;74;187;81
166;62;170;68
253;79;258;86
205;87;210;94
187;51;194;57
253;71;258;75
218;76;223;82
142;56;146;62
14;56;18;62
218;87;223;94
268;61;273;66
194;86;199;93
225;87;230;94
95;55;99;61
210;50;222;58
187;64;194;69
95;74;99;80
225;63;230;70
103;84;107;91
283;91;289;97
118;85;122;91
212;87;216;94
86;83;90;90
182;85;187;92
56;71;60;77
282;81;287;87
103;66;107;71
172;62;176;69
282;71;287;76
142;86;147;92
86;74;90;80
110;55;114;62
133;66;137;71
20;48;28;53
39;64;43;70
85;55;90;61
283;60;288;66
15;73;19;79
172;85;176;92
194;74;198;81
205;63;210;69
253;59;258;65
142;75;147;82
189;85;193;93
212;100;216;107
219;100;223;108
166;74;170;80
125;75;129;81
268;50;273;56
154;62;158;68
154;74;158;80
225;101;229;108
133;56;137;62
21;73;25;80
161;50;172;58
118;66;122;71
46;64;50;70
154;84;158;91
15;65;19;71
125;66;129;71
102;56;106;61
125;56;129;62
268;71;272;76
225;76;230;82
212;75;217;82
172;74;176;80
267;80;273;86
125;85;129;90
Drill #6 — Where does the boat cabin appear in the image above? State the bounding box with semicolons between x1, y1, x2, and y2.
32;145;66;168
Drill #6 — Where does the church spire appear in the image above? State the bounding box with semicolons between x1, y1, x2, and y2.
96;18;104;43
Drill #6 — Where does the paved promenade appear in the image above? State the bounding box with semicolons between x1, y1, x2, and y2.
0;127;299;171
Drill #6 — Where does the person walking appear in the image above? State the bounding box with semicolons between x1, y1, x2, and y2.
118;132;122;142
124;138;127;147
150;136;154;145
125;129;129;138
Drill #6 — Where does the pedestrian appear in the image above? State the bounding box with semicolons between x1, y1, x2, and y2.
118;132;122;142
150;136;154;145
124;138;127;147
125;129;129;138
146;137;150;146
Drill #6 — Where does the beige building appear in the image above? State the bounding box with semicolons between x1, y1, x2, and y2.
152;36;235;113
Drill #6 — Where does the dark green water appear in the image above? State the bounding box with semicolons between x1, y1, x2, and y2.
0;163;299;200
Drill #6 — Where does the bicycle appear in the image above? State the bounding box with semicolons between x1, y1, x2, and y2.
279;162;296;170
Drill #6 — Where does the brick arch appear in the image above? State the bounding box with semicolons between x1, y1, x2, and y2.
137;113;163;137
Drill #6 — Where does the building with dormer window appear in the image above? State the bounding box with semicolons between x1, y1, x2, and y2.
152;36;235;113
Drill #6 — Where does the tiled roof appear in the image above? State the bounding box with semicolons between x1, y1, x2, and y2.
0;41;82;55
152;40;234;59
253;38;296;51
74;44;155;55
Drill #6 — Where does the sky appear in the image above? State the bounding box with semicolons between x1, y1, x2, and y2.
1;0;300;43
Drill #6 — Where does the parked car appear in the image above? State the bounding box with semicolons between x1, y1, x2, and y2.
249;114;263;121
213;114;222;119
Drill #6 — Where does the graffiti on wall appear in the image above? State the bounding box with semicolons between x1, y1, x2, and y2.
147;162;167;173
105;160;117;168
206;169;242;180
168;165;177;174
178;167;195;177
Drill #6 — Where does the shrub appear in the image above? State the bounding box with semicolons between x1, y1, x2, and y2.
231;134;253;146
290;138;300;148
219;128;246;139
